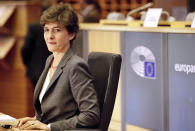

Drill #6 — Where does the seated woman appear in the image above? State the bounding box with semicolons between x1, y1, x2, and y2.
16;2;100;130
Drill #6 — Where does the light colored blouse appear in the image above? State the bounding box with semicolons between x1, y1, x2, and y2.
39;69;50;103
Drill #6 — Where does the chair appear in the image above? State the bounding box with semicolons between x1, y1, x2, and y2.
88;52;122;131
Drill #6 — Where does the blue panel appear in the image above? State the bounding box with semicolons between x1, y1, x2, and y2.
168;34;195;131
123;32;164;131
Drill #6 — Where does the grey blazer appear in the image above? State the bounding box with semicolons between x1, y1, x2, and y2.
34;49;100;130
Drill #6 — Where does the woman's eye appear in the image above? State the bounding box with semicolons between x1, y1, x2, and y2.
44;28;49;33
53;28;61;33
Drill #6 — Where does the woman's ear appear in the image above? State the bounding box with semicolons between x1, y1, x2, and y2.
69;33;76;41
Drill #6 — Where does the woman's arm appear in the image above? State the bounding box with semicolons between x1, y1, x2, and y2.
50;61;100;130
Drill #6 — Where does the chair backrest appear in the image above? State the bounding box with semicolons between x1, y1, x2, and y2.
88;52;122;131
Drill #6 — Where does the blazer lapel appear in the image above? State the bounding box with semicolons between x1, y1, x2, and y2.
44;49;74;96
34;55;53;103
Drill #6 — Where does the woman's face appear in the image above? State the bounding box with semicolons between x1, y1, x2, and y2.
43;22;75;53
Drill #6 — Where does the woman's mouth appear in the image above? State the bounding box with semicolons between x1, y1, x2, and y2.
48;42;56;45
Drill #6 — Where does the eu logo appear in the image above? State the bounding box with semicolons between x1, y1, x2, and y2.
144;61;155;79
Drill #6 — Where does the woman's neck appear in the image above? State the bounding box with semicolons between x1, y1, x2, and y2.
52;52;65;68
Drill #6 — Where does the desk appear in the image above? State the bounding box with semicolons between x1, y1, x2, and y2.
10;129;101;131
0;115;101;131
0;127;43;131
0;121;43;131
80;21;195;131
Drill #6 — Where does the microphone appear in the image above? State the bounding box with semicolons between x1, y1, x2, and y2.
106;2;153;21
127;2;153;16
126;2;153;21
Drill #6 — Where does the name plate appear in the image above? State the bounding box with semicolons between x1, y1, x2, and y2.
191;16;195;28
144;8;162;27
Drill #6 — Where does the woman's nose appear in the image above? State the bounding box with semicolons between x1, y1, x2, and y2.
48;31;54;39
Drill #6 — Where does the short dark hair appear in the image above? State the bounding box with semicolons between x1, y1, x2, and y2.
40;3;79;44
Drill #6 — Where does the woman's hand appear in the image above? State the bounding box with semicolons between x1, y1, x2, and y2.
19;120;49;131
16;116;36;127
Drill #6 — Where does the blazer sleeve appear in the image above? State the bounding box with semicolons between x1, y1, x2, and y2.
50;61;100;130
